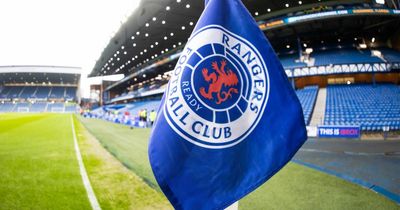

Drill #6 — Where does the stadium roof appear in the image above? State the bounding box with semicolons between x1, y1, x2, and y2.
90;0;368;77
89;0;399;77
0;66;81;85
267;11;400;51
0;66;81;74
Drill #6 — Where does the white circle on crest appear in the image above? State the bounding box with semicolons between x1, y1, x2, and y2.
164;25;270;149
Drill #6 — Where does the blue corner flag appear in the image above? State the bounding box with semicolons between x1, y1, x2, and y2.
148;0;307;209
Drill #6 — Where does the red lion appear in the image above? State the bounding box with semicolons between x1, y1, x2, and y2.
199;60;239;104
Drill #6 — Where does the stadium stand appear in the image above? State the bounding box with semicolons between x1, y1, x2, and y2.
0;101;77;113
86;100;157;127
312;49;383;66
0;86;78;100
127;100;161;116
6;86;23;98
259;48;400;70
47;102;65;112
0;87;10;99
30;102;47;112
379;48;400;63
19;86;36;99
65;104;77;112
0;102;15;112
83;1;400;136
35;86;51;99
65;87;77;100
49;87;66;99
279;54;307;69
0;88;78;112
0;79;79;113
324;84;400;131
14;102;30;112
296;86;319;125
110;79;168;103
90;82;400;133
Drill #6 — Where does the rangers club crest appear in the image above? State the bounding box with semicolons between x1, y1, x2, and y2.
199;60;239;105
164;25;270;149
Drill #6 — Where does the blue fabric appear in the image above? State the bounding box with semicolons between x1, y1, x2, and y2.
148;0;307;209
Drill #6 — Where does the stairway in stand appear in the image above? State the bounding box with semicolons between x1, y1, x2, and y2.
309;88;326;126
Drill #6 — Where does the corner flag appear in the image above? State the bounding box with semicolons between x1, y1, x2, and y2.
148;0;307;209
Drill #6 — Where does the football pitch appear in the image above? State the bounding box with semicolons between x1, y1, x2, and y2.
0;113;398;210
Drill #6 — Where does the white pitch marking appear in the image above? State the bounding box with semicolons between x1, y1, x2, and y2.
70;115;101;210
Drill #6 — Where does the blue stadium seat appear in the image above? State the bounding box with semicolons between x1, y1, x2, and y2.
0;85;78;112
19;86;37;99
49;87;65;99
127;100;161;116
312;49;383;66
47;102;65;112
279;54;307;69
0;86;12;99
30;102;47;112
0;86;70;100
65;87;77;100
0;102;16;112
14;102;30;112
6;86;24;98
65;104;77;112
35;87;51;99
296;86;318;125
324;83;400;131
379;48;400;63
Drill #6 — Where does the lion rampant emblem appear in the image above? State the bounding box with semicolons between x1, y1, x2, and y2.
199;60;239;104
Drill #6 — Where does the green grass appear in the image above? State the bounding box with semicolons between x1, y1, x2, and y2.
0;113;397;209
79;116;399;210
78;117;158;189
0;113;91;210
239;163;398;210
0;113;170;210
73;115;171;210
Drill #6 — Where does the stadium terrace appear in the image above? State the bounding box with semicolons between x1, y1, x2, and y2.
0;66;80;113
82;0;400;136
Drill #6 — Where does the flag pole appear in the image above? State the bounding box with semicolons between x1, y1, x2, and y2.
224;201;239;210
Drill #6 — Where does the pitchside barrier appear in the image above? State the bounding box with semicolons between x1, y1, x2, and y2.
317;125;361;139
50;107;65;113
17;107;29;113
